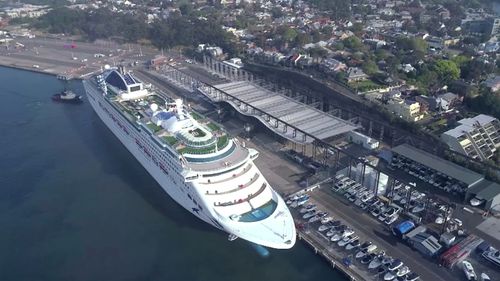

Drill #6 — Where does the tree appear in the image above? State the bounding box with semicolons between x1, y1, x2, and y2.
271;7;284;19
461;59;495;81
179;2;193;16
308;46;328;59
311;30;321;43
465;86;500;119
295;32;311;47
350;22;364;36
374;49;390;61
395;37;428;54
434;60;460;84
362;60;379;76
452;55;470;68
343;36;363;51
281;27;298;43
416;68;439;94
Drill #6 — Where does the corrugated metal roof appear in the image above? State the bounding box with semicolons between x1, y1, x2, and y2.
411;233;442;253
475;181;500;201
392;144;483;186
212;81;359;142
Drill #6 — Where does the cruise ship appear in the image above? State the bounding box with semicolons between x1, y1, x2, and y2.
82;67;296;249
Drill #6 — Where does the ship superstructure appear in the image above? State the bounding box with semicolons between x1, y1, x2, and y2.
83;67;296;249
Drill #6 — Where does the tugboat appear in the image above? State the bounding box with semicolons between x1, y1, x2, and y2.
52;90;83;104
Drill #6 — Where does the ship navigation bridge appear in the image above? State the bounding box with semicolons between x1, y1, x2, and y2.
197;81;360;143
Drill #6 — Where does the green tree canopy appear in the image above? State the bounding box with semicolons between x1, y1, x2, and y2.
434;59;460;84
280;26;298;42
343;36;363;51
395;37;428;53
362;60;379;76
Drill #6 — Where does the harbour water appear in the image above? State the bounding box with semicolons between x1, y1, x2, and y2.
0;66;346;281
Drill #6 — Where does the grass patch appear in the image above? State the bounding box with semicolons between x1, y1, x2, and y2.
207;122;220;132
178;145;216;155
217;134;229;149
146;122;162;133
192;128;206;137
190;111;203;120
349;79;382;92
162;135;178;146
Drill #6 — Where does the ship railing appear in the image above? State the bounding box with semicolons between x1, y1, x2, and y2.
200;163;253;185
214;183;267;207
206;173;260;195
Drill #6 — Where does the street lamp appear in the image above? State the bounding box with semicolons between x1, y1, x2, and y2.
216;108;222;122
244;123;251;140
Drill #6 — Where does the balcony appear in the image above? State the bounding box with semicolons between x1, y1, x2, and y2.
214;183;267;207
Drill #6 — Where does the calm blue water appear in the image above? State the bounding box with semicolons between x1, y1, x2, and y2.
0;66;346;281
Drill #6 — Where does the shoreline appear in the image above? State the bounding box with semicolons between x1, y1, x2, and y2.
0;62;84;80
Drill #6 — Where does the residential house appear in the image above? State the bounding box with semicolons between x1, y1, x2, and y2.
415;95;438;112
484;75;500;92
436;92;462;112
347;67;368;82
387;97;424;122
320;58;347;73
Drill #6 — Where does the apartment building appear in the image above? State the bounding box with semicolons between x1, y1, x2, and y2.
387;97;424;122
441;114;500;161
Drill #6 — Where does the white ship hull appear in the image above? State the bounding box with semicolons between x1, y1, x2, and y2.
83;80;296;249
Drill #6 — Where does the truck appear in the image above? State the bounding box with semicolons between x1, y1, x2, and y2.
392;220;415;238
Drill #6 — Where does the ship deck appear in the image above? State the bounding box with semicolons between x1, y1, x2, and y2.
90;74;249;174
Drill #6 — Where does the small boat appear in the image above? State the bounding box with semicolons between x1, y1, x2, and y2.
396;266;409;277
480;273;491;281
317;211;328;218
411;203;425;213
368;256;382;269
383;271;396;281
308;215;321;223
470;197;485;207
359;241;373;251
300;204;316;213
462;260;477;281
355;244;377;259
345;239;360;250
318;224;331;232
326;228;337;237
388;259;403;271
405;272;420;281
381;256;393;267
303;210;317;219
320;216;333;224
331;228;354;242
291;195;310;207
52;90;83;104
338;235;358;247
360;253;376;264
377;267;388;276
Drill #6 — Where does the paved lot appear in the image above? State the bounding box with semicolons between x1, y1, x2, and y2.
308;187;461;281
0;36;157;78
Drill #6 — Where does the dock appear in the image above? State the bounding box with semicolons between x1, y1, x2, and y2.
296;229;371;281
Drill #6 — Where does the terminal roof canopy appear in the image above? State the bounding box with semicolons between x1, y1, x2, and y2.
392;144;484;186
212;81;359;142
474;181;500;201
